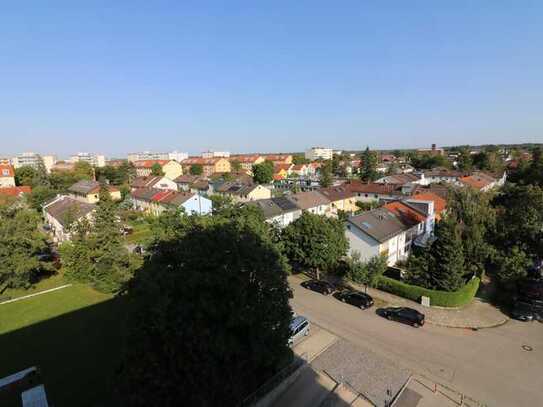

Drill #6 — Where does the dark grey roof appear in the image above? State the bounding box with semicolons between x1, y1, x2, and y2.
272;197;299;213
68;180;101;195
249;199;283;219
286;191;330;210
347;208;407;243
44;197;95;227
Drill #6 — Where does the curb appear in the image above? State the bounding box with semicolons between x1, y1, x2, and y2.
426;317;509;330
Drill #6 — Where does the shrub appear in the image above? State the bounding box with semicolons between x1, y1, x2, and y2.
376;275;480;308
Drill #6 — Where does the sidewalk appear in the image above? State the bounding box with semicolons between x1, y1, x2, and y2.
350;280;508;329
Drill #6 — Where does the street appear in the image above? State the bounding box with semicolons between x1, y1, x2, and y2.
289;276;543;407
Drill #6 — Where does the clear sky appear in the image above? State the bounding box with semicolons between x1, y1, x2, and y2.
1;1;542;158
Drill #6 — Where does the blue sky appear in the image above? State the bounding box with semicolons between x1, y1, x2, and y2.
1;1;542;158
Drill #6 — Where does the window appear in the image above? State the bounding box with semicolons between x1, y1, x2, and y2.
2;169;9;176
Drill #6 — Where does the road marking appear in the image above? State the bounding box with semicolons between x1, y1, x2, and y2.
0;284;72;305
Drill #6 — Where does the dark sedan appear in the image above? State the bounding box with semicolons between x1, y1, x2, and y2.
336;290;374;309
381;307;425;328
301;280;335;295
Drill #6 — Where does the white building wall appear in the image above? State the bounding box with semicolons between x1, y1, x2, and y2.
345;225;380;261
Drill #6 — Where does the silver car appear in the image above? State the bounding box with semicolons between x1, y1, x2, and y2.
288;316;310;345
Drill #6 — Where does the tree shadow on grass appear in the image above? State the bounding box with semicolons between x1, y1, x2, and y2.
0;297;128;407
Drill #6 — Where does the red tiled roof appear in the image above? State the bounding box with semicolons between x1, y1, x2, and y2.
0;186;31;196
182;157;225;165
274;163;292;172
133;160;170;168
459;174;494;190
410;192;447;217
0;165;15;178
229;155;262;163
347;181;403;195
384;201;427;226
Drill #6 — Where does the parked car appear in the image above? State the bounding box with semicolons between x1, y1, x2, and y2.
288;316;310;345
510;302;535;322
300;280;335;295
380;307;425;327
336;290;374;309
518;278;543;300
37;252;61;269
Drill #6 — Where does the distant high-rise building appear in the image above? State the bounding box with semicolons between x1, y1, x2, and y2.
168;151;189;162
69;152;106;168
127;151;169;163
12;152;56;172
305;147;333;161
202;150;230;158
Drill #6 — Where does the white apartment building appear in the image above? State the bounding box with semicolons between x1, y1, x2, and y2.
12;152;56;172
70;152;106;167
128;151;169;163
202;150;230;158
305;147;333;161
168;151;189;162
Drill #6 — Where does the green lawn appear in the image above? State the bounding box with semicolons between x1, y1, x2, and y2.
1;273;67;301
125;220;153;245
0;284;127;406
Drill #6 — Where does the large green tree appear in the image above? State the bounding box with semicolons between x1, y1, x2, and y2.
0;205;51;292
60;187;140;292
118;211;292;406
347;253;387;291
319;160;333;187
252;161;274;184
456;147;473;172
282;212;348;279
190;164;203;175
151;163;164;176
359;147;379;182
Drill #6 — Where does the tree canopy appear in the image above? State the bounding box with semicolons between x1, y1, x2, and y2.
359;147;379;182
252;161;274;184
118;210;292;406
190;164;203;175
151;163;164;176
0;205;51;292
319;160;333;187
281;212;348;279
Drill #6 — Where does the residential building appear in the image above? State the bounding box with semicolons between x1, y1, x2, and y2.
286;191;331;216
249;197;302;228
168;151;189;162
261;154;293;165
128;151;169;163
181;157;231;177
347;181;405;203
67;180;121;204
0;157;11;165
0;186;32;205
0;165;16;187
318;185;358;215
131;188;212;216
417;144;445;156
106;159;128;168
229;155;265;173
174;174;205;192
131;176;178;191
291;164;310;177
421;169;464;185
376;173;422;185
43;196;95;242
273;163;293;180
134;160;183;180
305;147;333;161
69;152;106;168
12;152;56;172
345;209;405;266
410;192;447;221
202;150;230;158
459;172;506;192
215;183;272;202
50;162;75;172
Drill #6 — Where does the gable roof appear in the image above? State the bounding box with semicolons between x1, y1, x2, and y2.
249;199;284;218
287;191;330;210
0;186;31;197
0;165;15;178
383;201;427;228
318;185;355;202
131;176;165;189
68;180;119;195
410;192;447;215
377;173;420;184
133;160;170;168
182;157;226;165
347;181;403;195
348;208;407;243
229;155;263;164
459;173;496;190
272;196;300;212
174;174;201;184
44;196;95;227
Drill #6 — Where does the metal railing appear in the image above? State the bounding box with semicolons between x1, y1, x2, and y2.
412;374;487;407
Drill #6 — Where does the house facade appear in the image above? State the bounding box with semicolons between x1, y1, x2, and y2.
181;157;231;177
216;183;272;202
131;176;178;191
0;165;16;187
68;180;121;204
131;188;212;216
249;197;302;228
43;196;95;242
134;160;183;180
318;185;358;216
229;155;265;173
286;191;331;216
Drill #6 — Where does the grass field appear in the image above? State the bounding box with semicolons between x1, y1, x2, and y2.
1;273;67;301
125;219;153;245
0;284;127;406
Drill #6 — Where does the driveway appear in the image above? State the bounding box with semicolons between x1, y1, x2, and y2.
290;276;543;407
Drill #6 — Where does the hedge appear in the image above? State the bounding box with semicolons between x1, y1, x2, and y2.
376;276;480;308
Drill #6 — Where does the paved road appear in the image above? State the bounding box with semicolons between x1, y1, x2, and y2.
290;277;543;407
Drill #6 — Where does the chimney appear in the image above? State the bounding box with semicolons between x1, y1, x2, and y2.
431;144;436;151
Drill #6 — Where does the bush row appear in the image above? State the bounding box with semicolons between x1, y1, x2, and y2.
376;276;480;308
